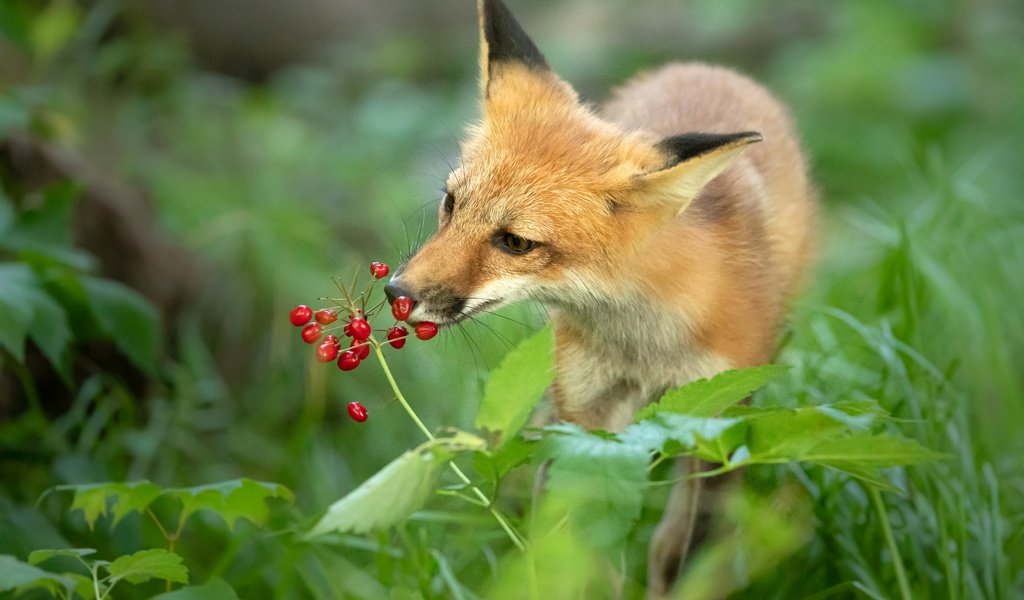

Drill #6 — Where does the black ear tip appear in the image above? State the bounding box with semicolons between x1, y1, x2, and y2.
481;0;547;70
657;131;764;167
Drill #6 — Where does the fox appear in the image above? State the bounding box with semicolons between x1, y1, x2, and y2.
385;0;816;593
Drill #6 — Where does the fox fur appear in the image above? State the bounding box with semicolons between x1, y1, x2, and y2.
387;0;816;594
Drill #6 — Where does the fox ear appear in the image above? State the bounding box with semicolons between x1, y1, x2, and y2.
639;131;763;214
478;0;548;95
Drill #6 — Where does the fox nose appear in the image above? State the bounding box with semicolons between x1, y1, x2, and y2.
384;280;416;307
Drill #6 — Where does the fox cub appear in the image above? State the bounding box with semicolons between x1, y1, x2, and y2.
386;0;816;593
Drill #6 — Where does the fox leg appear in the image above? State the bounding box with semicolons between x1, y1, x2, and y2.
648;459;744;597
647;457;703;597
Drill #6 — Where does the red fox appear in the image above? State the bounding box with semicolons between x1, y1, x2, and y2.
385;0;816;593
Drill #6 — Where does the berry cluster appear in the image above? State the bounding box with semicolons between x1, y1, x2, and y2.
289;261;439;423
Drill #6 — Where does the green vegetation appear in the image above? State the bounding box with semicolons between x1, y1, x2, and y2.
2;1;1022;598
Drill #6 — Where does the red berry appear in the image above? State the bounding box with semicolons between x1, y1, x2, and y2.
350;338;370;360
315;309;338;325
370;262;390;279
347;401;368;422
386;326;407;349
348;317;371;341
301;323;322;344
290;305;312;326
316;339;339;362
323;334;340;347
414;321;438;340
337;350;360;371
342;322;353;337
391;296;413;321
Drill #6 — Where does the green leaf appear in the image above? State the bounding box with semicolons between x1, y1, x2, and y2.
81;276;161;375
151;578;240;600
635;365;789;422
26;290;72;379
68;484;112;530
166;479;294;530
0;263;72;373
543;424;650;551
801;433;942;470
108;549;188;585
0;264;39;361
28;548;96;566
0;555;75;592
619;413;748;463
67;572;96;600
111;481;163;527
729;401;884;461
64;481;162;530
0;182;89;268
475;326;555;443
307;443;453;537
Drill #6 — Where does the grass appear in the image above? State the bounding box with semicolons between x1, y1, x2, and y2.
2;0;1023;598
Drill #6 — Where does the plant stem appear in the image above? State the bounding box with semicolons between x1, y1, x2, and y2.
870;486;912;600
147;508;172;544
373;341;527;552
92;564;104;600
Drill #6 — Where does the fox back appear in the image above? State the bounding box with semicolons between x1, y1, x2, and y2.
385;0;816;592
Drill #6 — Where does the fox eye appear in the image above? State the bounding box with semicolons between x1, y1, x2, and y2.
443;191;455;213
500;232;538;255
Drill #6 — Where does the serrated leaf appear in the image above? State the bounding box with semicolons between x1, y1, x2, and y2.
635;365;788;422
802;433;942;468
0;555;76;592
81;276;161;375
111;481;162;527
167;479;294;530
620;413;747;463
307;444;452;537
108;549;188;585
68;484;112;530
543;424;649;551
729;402;885;461
28;548;96;566
150;577;240;599
65;481;162;530
475;326;555;443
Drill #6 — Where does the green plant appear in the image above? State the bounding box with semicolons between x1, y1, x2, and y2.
0;479;291;598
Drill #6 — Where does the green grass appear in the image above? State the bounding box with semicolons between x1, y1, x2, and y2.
2;0;1023;598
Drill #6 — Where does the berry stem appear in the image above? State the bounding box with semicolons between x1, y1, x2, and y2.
371;339;527;552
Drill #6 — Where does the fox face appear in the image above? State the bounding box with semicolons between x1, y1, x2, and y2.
388;52;759;326
393;65;661;324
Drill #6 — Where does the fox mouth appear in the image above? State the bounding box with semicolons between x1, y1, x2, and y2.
413;297;502;326
454;297;502;323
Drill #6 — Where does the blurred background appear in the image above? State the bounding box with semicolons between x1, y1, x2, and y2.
1;0;1022;597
